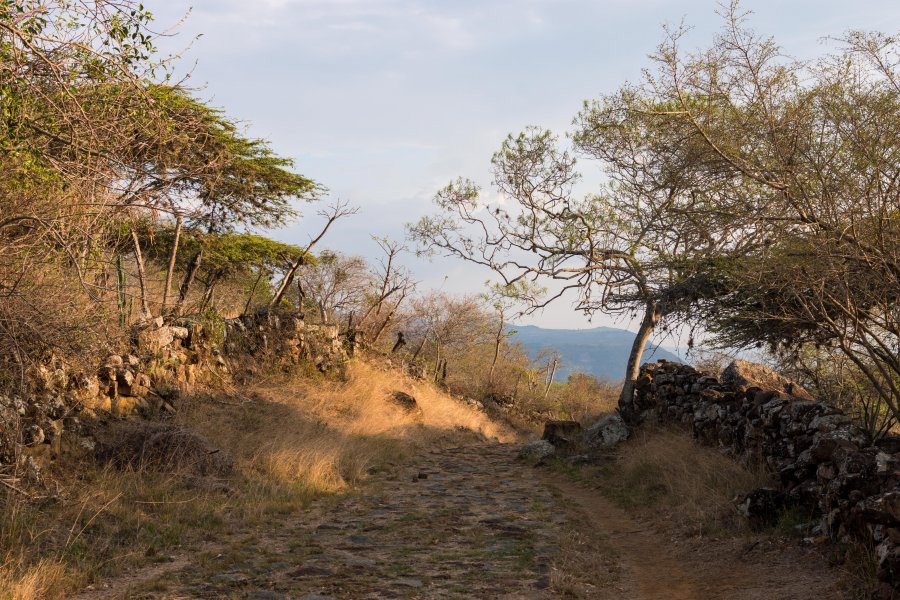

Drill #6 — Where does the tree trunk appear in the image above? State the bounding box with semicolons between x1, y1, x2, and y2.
371;290;407;345
175;249;203;315
115;254;127;326
160;214;182;316
297;279;305;313
270;256;303;309
199;281;216;313
243;268;266;315
433;344;442;382
411;335;427;361
130;228;152;320
488;312;505;387
618;302;659;408
543;357;558;401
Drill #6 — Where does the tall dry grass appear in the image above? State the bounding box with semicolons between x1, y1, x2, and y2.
589;428;769;534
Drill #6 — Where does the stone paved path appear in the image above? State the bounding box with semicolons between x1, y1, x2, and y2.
95;444;603;599
74;443;844;600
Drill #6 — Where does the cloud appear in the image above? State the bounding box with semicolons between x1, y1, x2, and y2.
156;0;557;60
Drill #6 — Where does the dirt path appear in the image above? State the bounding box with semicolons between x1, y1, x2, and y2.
71;443;844;599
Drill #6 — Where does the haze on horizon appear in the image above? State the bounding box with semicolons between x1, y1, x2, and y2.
150;0;900;335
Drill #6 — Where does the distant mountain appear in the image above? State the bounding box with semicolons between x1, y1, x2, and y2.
507;324;682;382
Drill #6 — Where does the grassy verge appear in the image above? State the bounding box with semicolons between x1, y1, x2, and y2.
554;427;769;535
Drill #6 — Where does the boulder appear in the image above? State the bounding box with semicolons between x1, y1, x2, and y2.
542;420;583;449
519;439;556;461
105;354;124;368
583;413;630;449
388;391;419;414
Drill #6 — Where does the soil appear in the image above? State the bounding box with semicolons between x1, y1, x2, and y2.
68;443;845;599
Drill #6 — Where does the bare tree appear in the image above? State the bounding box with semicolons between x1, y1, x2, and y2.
269;201;358;309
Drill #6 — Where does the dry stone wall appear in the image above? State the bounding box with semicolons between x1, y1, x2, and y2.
0;311;349;482
622;359;900;598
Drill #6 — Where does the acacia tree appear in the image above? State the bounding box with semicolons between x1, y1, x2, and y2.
118;86;322;317
0;0;326;384
0;0;167;375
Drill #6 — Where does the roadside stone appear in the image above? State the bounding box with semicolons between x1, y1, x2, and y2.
583;413;630;449
519;439;556;461
542;420;583;449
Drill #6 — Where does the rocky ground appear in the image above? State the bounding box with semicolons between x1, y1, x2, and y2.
70;443;845;600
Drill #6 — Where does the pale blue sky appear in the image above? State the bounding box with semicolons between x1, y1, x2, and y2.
151;0;900;332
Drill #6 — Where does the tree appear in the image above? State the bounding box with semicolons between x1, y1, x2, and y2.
584;3;900;420
268;200;358;309
403;292;495;382
357;237;414;345
480;285;518;389
410;127;726;404
140;225;308;316
299;251;370;324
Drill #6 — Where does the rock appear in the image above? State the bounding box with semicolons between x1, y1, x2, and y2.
105;354;124;368
542;420;583;449
877;436;900;454
519;440;556;461
736;487;786;529
23;425;44;446
136;325;175;353
45;419;64;442
721;360;813;399
170;326;189;340
117;368;135;388
96;422;233;477
388;391;419;413
583;413;630;449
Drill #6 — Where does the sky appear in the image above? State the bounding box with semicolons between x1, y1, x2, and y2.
149;0;900;334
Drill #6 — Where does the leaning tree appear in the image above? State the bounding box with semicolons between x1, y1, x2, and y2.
409;118;742;404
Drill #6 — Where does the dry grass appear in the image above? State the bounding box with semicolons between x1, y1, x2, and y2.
0;559;69;600
181;360;514;496
0;357;511;599
584;427;770;534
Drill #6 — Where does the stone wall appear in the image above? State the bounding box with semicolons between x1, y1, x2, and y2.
621;359;900;598
0;310;349;482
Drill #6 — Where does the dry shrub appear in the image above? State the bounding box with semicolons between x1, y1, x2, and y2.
597;428;769;533
96;422;233;477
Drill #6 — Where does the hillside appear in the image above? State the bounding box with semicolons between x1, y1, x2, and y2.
509;325;682;381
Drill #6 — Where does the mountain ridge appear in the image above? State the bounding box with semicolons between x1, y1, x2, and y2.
508;324;682;382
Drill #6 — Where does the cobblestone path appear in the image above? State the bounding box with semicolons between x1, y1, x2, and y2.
72;443;843;600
